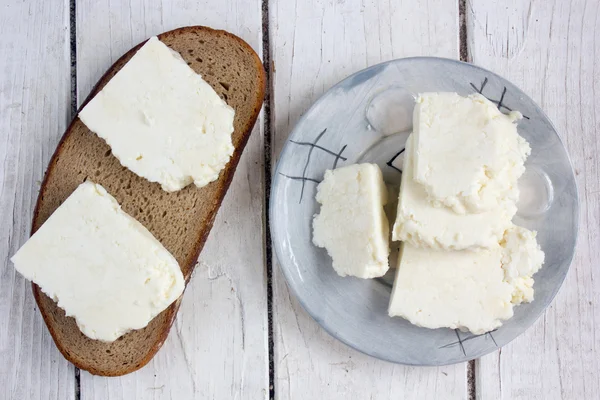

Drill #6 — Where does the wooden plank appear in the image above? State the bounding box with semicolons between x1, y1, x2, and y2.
0;1;75;399
269;1;467;398
467;1;600;399
76;1;268;398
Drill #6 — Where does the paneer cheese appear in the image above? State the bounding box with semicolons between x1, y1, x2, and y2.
387;92;544;334
388;242;514;334
11;181;185;342
389;226;545;334
313;164;390;278
412;93;530;214
392;135;514;251
500;225;545;304
79;36;235;192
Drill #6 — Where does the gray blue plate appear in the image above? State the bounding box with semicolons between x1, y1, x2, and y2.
269;57;578;365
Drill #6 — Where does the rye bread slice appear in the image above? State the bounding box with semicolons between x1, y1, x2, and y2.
30;26;265;376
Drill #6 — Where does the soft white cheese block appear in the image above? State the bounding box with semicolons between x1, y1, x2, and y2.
501;225;545;304
79;36;235;192
412;92;530;214
389;242;514;334
392;135;514;251
389;225;545;334
313;164;390;279
11;181;185;342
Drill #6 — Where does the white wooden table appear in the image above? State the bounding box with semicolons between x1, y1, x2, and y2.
1;0;598;399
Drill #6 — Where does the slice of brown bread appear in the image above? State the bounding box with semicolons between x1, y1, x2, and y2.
30;26;265;376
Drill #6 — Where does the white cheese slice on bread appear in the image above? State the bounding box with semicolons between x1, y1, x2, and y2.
79;36;235;192
313;164;390;279
11;181;184;342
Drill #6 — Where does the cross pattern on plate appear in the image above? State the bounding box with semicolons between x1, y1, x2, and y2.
470;77;530;119
439;329;499;356
386;147;405;174
279;128;348;203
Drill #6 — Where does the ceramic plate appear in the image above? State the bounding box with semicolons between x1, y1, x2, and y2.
269;57;578;365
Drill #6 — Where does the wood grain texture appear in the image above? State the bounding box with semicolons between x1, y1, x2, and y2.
76;0;267;398
4;0;598;397
0;1;75;399
467;0;600;399
268;1;467;399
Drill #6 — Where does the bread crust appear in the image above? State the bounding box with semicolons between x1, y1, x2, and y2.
30;26;266;376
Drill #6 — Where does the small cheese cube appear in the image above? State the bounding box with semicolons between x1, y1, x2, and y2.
313;164;390;278
11;181;184;342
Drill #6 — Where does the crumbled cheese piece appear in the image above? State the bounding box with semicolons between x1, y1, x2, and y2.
500;225;545;304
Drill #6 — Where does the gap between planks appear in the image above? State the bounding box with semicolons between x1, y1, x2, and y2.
261;0;276;399
69;0;81;399
459;1;476;398
459;0;469;62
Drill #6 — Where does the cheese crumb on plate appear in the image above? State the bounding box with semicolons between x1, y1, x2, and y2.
501;225;545;304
